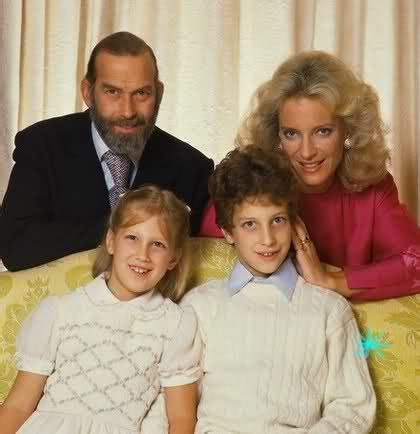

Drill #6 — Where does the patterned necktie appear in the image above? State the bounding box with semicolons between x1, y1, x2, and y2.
102;151;132;208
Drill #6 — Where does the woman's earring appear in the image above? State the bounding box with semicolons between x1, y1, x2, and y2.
344;137;352;150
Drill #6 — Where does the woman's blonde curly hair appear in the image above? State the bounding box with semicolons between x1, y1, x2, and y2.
235;50;390;191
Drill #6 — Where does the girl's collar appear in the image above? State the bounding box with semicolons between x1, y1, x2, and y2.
84;274;164;310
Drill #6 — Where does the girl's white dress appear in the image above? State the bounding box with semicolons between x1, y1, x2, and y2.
15;275;201;434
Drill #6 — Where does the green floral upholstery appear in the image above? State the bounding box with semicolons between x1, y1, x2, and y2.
0;238;419;433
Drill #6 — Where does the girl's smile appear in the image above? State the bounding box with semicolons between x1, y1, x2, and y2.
128;264;151;275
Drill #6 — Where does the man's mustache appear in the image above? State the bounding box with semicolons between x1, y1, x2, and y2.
111;116;146;128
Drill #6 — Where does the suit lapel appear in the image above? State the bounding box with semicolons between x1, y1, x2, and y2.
133;127;175;188
63;112;110;211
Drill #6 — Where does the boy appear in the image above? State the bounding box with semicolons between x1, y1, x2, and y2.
183;145;376;433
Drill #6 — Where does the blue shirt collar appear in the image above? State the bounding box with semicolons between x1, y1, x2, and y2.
226;256;297;301
91;122;110;161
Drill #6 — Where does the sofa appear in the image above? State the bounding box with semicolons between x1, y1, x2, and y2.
0;238;419;433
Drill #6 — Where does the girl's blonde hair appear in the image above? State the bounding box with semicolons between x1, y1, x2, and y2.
236;50;390;191
93;185;191;302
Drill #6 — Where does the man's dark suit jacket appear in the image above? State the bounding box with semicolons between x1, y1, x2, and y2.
0;111;214;271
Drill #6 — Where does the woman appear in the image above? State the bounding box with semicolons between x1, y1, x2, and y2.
200;50;420;301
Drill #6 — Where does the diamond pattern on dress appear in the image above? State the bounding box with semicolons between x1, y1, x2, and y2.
43;322;168;427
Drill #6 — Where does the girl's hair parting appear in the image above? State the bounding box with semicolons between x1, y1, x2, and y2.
93;185;191;302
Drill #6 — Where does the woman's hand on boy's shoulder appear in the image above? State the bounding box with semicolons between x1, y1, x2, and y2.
292;217;354;298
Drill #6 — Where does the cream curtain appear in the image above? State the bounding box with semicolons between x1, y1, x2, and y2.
0;0;419;220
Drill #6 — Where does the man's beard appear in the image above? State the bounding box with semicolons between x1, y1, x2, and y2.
89;99;159;162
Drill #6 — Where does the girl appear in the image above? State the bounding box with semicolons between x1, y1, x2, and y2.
0;185;201;434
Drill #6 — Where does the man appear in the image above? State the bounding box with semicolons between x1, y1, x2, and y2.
0;32;214;271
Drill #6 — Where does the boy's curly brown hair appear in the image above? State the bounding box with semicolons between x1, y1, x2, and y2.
209;145;298;232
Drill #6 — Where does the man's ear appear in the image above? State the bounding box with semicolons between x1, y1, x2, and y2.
221;228;234;245
105;229;115;255
156;80;164;106
81;79;93;108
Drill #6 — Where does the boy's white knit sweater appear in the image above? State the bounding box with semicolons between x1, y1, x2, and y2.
183;276;376;434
